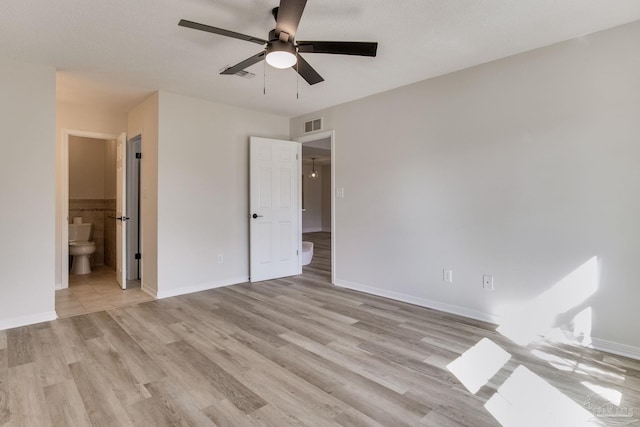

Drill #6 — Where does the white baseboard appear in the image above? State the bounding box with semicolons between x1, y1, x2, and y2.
0;311;58;331
155;276;249;299
141;282;157;298
334;279;500;325
334;279;640;361
590;338;640;360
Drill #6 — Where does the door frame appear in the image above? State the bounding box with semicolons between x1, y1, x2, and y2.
295;130;336;285
60;129;119;289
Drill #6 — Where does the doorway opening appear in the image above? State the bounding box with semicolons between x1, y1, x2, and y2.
57;130;149;317
297;130;335;284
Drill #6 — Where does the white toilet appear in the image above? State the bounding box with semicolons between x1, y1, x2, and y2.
69;222;96;275
302;241;314;266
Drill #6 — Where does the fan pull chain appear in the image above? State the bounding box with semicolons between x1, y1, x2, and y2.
263;56;266;95
296;55;299;100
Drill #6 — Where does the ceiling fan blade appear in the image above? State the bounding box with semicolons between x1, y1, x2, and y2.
294;54;324;85
297;41;378;57
275;0;307;40
221;51;266;75
179;19;267;45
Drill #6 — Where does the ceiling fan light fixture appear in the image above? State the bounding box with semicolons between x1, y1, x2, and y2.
266;40;297;69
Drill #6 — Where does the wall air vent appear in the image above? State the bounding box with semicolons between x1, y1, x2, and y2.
304;117;323;134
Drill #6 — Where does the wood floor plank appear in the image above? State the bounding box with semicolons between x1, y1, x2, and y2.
420;410;468;427
49;317;92;365
220;287;339;346
43;380;92;426
232;330;432;422
249;403;308;426
329;382;421;427
2;232;639;426
125;396;183;427
166;340;267;414
333;407;387;427
109;306;179;351
68;360;134;426
7;362;52;427
144;377;218;427
148;344;222;409
32;326;72;387
0;379;9;426
71;312;103;341
233;368;343;427
202;398;259;427
0;348;6;381
83;336;151;406
6;327;35;368
91;310;166;384
283;331;409;394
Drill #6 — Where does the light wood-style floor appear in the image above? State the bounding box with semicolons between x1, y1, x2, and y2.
2;232;639;426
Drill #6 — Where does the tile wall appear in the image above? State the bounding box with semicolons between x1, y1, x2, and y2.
69;199;116;269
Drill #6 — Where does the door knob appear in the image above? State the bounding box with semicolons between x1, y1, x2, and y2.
116;216;130;222
252;213;263;219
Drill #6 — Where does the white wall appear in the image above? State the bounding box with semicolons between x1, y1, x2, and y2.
156;91;289;298
68;136;106;199
302;163;323;233
128;93;159;296
55;102;127;287
0;57;56;329
290;21;640;355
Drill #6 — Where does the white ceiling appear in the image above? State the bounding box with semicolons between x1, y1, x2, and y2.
1;1;639;117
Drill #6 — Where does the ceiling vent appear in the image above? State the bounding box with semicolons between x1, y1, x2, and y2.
220;66;255;79
304;117;323;134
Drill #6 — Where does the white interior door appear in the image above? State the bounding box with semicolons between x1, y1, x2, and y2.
116;132;127;289
250;137;301;282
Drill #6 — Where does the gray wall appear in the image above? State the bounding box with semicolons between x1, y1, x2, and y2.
290;21;640;354
0;56;56;328
155;91;289;297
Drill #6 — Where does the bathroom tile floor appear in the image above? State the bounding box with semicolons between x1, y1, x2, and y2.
55;265;154;317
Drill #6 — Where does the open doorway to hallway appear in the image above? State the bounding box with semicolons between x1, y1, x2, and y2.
300;133;334;283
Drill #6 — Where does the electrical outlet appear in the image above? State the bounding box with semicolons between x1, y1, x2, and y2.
217;254;224;264
483;274;494;290
443;269;453;283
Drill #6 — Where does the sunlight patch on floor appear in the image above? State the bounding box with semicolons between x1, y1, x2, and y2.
447;338;511;394
582;381;622;406
484;365;596;427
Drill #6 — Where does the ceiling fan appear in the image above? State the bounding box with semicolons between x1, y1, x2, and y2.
179;0;378;85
